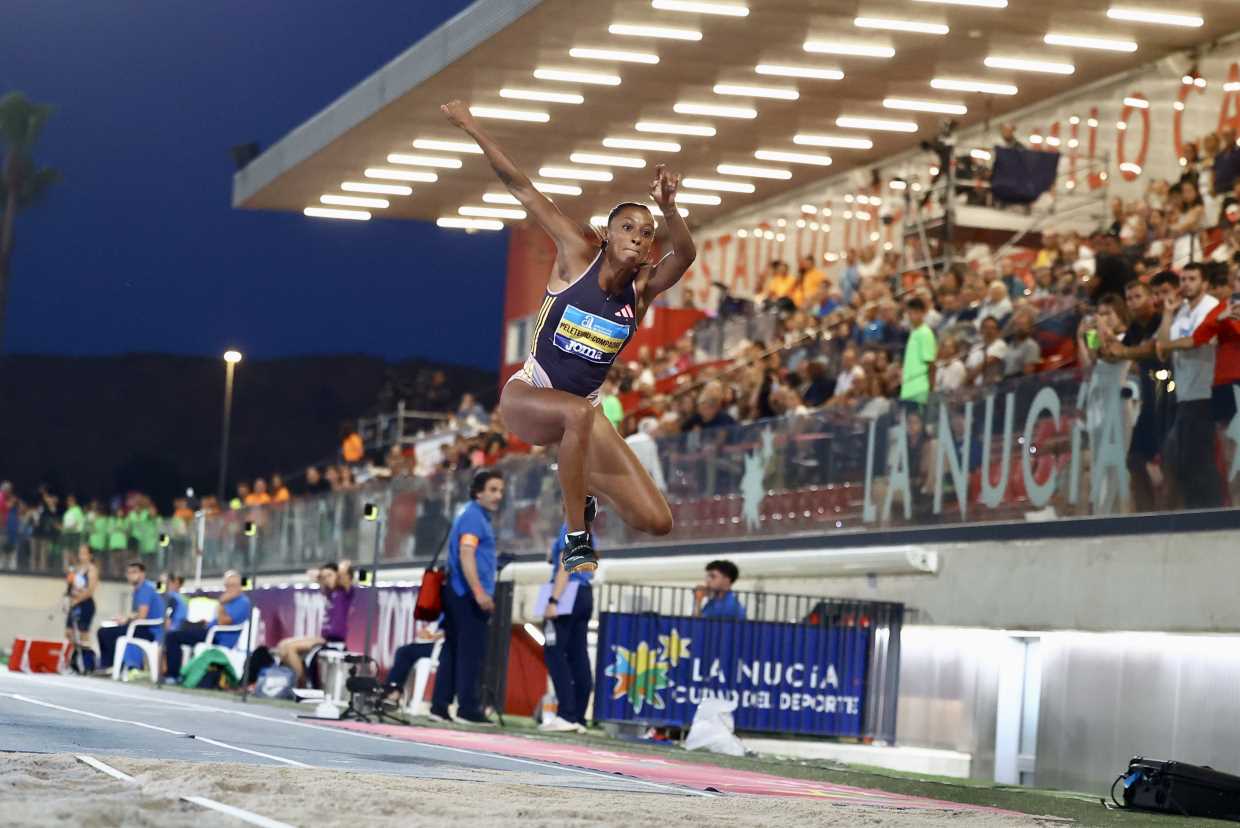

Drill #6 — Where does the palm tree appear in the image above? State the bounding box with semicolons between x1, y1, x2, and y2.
0;92;60;353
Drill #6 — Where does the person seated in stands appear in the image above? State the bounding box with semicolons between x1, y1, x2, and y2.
276;560;355;686
97;561;164;673
681;381;736;432
163;570;252;682
1003;306;1043;378
382;618;445;703
694;560;746;620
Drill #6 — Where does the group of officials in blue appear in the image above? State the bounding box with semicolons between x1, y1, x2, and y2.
426;468;745;729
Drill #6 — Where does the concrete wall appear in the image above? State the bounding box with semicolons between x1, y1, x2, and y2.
0;574;131;650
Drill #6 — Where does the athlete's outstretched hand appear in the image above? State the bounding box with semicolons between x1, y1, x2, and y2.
441;100;475;132
649;163;680;211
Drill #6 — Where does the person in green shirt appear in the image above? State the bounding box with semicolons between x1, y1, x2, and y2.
599;376;624;429
899;298;937;409
107;508;129;553
87;502;108;553
128;502;158;555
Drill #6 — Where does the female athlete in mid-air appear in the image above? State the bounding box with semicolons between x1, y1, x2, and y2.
441;100;696;573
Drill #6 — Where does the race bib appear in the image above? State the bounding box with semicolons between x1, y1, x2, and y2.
553;304;629;363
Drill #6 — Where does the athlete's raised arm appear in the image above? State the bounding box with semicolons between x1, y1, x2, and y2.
643;164;697;300
441;100;590;260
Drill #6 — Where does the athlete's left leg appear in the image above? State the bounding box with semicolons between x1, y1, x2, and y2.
585;408;672;536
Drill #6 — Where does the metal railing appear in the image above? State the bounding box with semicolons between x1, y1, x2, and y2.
7;355;1235;580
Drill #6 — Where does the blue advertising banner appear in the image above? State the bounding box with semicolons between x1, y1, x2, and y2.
594;613;871;737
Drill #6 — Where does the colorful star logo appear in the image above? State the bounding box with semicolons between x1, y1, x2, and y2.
605;629;690;714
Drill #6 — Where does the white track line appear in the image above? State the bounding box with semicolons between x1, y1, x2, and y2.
181;796;297;828
75;753;136;782
2;674;710;797
73;754;296;828
3;693;310;768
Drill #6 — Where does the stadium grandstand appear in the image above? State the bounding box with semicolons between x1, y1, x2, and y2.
8;2;1240;824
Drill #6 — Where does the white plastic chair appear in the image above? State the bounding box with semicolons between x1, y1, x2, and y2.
109;618;165;682
190;607;260;681
404;638;444;717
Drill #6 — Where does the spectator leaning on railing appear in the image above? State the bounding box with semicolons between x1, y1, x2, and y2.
695;560;746;620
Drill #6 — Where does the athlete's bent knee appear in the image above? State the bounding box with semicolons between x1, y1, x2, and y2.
563;398;595;434
647;503;673;536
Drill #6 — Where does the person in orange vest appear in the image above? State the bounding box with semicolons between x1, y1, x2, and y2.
340;422;364;465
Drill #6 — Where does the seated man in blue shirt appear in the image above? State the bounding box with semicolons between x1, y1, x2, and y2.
163;573;189;633
163;570;254;683
97;560;166;671
695;559;746;620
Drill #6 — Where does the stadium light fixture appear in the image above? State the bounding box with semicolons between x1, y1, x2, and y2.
341;181;412;195
608;22;702;40
1123;97;1150;109
854;17;948;35
386;153;463;169
754;149;832;166
682;177;755;193
984;56;1075;75
569;47;659;64
755;64;843;81
651;0;749;16
412;138;482;154
635;121;716;136
533;181;583;195
468;105;551;122
931;78;1018;95
459;205;527;219
801;204;818;214
483;192;521;205
364;168;437;182
570;152;647;168
500;88;585;104
538;166;614;181
533;67;621;85
1043;33;1138;52
304;207;370;220
321;194;389;209
713;83;799;100
836;115;918;133
674;192;722;205
883;98;967;115
603;136;681;152
1105;7;1203;27
912;0;1006;7
794;133;873;150
437;217;504;230
674;101;757;118
716;163;792;180
223;350;243;364
803;41;895;58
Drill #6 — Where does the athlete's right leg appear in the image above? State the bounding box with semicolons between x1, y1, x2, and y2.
499;381;595;534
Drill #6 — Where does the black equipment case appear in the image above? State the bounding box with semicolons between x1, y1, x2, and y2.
1116;756;1240;821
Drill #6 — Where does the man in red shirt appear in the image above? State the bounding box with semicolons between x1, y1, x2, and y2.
1164;267;1240;499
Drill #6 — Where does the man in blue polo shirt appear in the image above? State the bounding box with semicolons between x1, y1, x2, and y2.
695;559;746;620
540;520;595;733
97;560;165;671
430;469;504;725
163;570;253;682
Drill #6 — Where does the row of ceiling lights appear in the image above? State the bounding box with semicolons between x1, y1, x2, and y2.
304;1;1207;225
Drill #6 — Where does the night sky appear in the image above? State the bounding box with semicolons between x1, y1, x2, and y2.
2;1;508;369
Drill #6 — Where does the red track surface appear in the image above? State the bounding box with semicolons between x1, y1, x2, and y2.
323;721;1022;814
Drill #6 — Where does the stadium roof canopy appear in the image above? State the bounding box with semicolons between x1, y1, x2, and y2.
233;0;1240;229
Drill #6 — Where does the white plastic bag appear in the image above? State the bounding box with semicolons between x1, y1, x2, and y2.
684;696;745;757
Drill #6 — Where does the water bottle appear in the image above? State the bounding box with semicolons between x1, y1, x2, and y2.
544;620;557;648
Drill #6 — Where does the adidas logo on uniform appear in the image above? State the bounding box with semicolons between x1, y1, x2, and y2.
614;305;634;319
